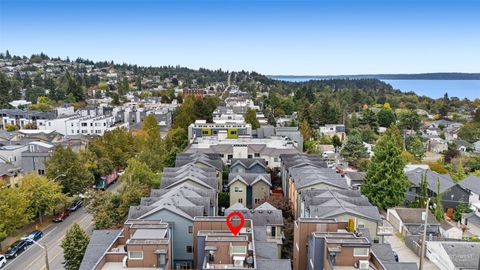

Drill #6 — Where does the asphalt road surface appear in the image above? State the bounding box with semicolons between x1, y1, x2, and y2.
3;180;121;270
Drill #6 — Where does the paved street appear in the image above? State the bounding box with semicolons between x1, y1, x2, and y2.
3;181;121;270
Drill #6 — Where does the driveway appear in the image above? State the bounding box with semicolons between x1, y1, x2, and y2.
385;235;439;270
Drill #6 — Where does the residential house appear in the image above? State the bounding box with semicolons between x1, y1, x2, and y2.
0;144;28;166
0;163;22;187
386;208;440;237
225;202;284;259
300;189;391;243
229;158;266;174
228;173;271;208
454;139;473;152
162;163;220;191
193;216;291;270
318;124;346;141
174;153;223;191
79;220;172;270
439;220;463;239
293;218;413;270
460;175;480;236
279;153;328;197
21;141;55;175
128;191;206;269
345;171;366;190
288;166;349;217
426;241;480;270
405;168;470;210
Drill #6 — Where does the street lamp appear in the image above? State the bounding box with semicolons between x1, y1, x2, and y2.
31;240;50;270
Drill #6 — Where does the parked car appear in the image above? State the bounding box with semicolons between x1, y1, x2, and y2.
21;230;43;245
68;200;82;212
0;254;6;268
5;240;27;259
52;210;71;222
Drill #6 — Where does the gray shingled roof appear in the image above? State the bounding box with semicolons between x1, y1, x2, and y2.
290;166;348;190
393;208;440;225
228;173;271;186
302;190;381;221
255;241;279;259
459;175;480;195
226;202;283;226
79;230;121;270
442;242;480;268
280;153;327;169
175;152;223;171
230;158;266;169
405;168;455;193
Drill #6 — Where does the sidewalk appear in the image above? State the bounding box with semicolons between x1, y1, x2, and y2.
385;234;439;270
0;217;53;252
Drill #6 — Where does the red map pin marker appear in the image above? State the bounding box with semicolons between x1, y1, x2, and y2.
226;212;245;236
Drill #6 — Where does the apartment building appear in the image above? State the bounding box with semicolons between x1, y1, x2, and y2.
280;153;328;196
188;120;252;140
288;166;349;217
38;114;119;136
293;218;408;270
300;190;392;243
193;216;290;270
79;219;172;270
228;173;271;208
0;109;54;130
185;136;300;168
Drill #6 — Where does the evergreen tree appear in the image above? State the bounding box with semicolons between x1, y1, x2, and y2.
61;223;90;270
361;125;410;209
433;178;444;221
360;109;378;132
417;173;429;208
377;108;396;127
340;129;369;168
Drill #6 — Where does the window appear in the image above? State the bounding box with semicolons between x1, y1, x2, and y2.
38;169;45;175
188;226;193;234
230;130;237;135
353;247;369;257
254;153;260;157
234;187;243;192
228;154;233;160
231;245;246;255
186;246;193;253
128;251;143;260
238;198;243;203
158;254;166;266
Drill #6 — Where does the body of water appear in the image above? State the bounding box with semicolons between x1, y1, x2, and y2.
269;76;480;100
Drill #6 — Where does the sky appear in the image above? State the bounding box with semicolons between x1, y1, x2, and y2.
0;0;479;75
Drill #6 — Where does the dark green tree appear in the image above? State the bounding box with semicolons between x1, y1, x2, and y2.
361;125;410;209
61;223;90;270
433;178;444;221
398;110;421;131
377;108;396;128
340;129;369;168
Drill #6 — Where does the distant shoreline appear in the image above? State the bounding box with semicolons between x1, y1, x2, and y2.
268;73;480;80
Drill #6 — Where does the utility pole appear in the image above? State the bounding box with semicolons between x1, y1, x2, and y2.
32;240;50;270
419;197;431;270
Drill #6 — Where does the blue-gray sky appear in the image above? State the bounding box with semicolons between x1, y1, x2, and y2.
0;0;479;75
